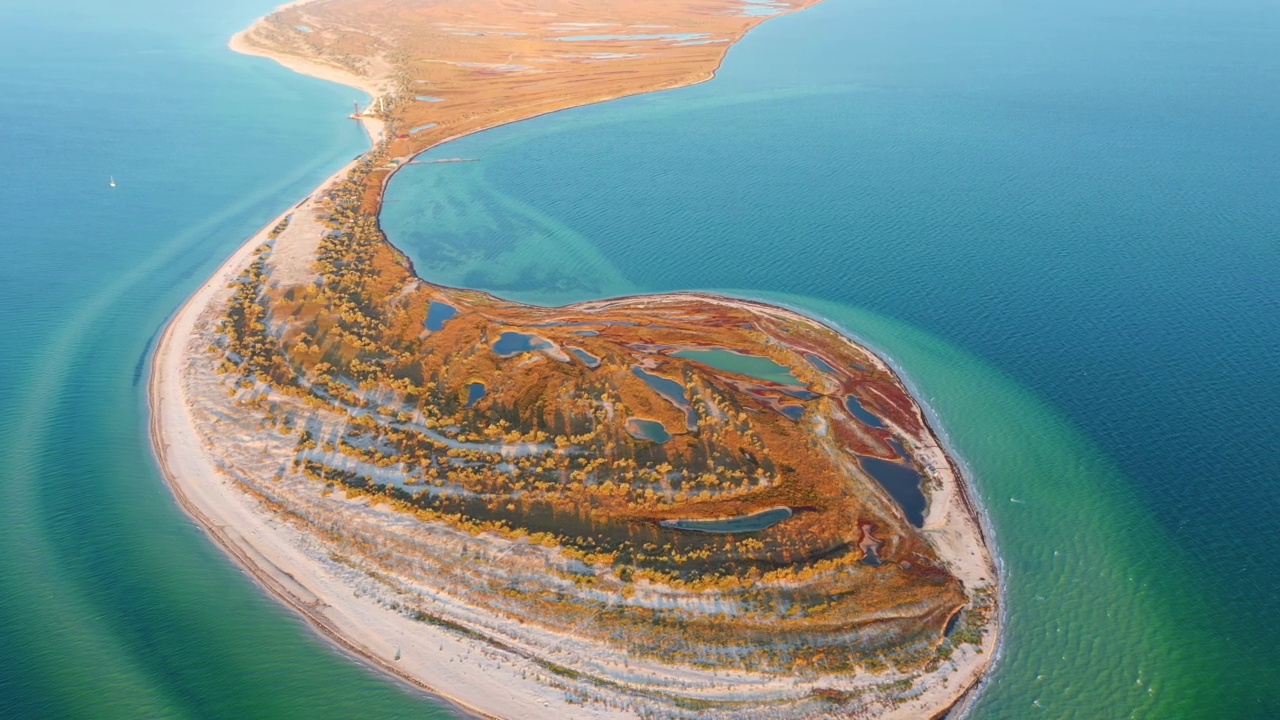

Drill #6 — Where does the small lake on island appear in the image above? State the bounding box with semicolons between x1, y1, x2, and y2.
778;404;805;421
844;395;886;429
625;418;672;443
492;331;553;356
632;366;687;406
424;300;458;331
804;352;840;376
661;507;794;534
567;346;601;367
465;382;487;407
672;348;803;386
858;456;926;527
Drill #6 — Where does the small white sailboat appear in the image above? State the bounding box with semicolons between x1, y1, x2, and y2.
109;175;117;188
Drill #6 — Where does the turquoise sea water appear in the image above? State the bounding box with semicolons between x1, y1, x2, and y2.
2;1;1276;719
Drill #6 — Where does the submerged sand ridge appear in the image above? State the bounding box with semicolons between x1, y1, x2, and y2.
150;0;1001;717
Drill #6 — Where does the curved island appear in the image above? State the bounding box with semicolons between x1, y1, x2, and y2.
151;0;1000;717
